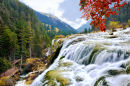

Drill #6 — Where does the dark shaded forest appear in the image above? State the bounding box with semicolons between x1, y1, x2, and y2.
0;0;51;73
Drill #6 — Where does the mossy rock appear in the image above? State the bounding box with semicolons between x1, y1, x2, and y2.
44;70;70;86
50;44;62;64
89;44;106;64
60;56;65;60
104;35;118;39
94;75;110;86
126;65;130;74
109;32;113;35
59;61;73;67
125;57;130;67
75;76;84;82
108;69;126;76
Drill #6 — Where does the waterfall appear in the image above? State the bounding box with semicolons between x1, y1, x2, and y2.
31;28;130;86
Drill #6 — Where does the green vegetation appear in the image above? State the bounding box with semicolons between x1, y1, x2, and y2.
106;2;130;29
94;75;110;86
128;19;130;27
109;21;120;32
35;11;77;39
108;69;126;75
0;57;12;75
0;0;52;75
60;56;65;60
43;70;70;86
50;45;62;64
126;65;130;74
0;0;51;61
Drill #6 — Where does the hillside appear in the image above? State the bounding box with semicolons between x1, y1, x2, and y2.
0;0;51;59
106;2;130;29
34;11;77;36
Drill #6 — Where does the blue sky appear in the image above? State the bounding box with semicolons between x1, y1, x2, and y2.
19;0;87;29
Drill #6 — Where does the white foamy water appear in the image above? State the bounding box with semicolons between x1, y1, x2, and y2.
19;28;130;86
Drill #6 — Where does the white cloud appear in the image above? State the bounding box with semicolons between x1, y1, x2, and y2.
62;18;87;29
19;0;64;17
19;0;87;29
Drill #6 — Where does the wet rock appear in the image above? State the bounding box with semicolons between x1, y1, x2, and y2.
108;69;126;76
126;65;130;74
109;32;113;35
125;57;130;67
43;70;70;86
24;63;34;73
60;56;65;60
75;77;84;82
106;35;118;38
59;61;73;67
50;44;63;65
94;75;110;86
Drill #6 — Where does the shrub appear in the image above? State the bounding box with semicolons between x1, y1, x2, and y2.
128;19;130;27
109;21;119;32
0;58;12;74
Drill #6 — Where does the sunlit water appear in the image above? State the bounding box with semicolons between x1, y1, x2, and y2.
17;28;130;86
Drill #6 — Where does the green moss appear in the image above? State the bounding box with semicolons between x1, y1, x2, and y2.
75;77;84;82
108;69;126;76
58;61;73;67
50;45;62;64
125;58;130;67
89;45;106;64
60;56;65;60
126;65;130;74
94;75;110;86
43;70;70;86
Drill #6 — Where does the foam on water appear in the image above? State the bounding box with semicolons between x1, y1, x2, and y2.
27;28;130;86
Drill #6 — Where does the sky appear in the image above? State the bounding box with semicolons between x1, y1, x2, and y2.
19;0;87;29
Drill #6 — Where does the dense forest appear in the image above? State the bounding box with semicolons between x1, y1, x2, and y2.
0;0;52;73
106;2;130;29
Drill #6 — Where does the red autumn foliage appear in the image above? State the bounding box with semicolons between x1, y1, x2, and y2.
80;0;127;32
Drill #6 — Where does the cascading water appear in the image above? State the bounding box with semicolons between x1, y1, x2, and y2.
31;28;130;86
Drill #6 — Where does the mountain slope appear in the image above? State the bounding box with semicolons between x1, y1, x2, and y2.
34;11;77;35
76;19;91;32
0;0;51;58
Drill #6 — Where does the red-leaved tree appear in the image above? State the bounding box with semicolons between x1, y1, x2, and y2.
80;0;127;31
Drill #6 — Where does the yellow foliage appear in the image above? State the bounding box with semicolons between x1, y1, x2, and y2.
26;58;38;64
66;35;70;38
0;76;9;86
109;21;120;29
126;25;129;28
45;70;70;86
54;35;65;39
128;19;130;27
109;21;119;30
55;28;59;32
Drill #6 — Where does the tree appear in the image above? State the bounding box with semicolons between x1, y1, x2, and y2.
109;21;119;32
0;58;12;76
80;0;127;31
84;28;87;33
27;14;33;58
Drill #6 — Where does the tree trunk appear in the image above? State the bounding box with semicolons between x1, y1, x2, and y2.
14;49;15;70
30;44;31;58
20;41;23;71
20;54;22;71
112;28;114;32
